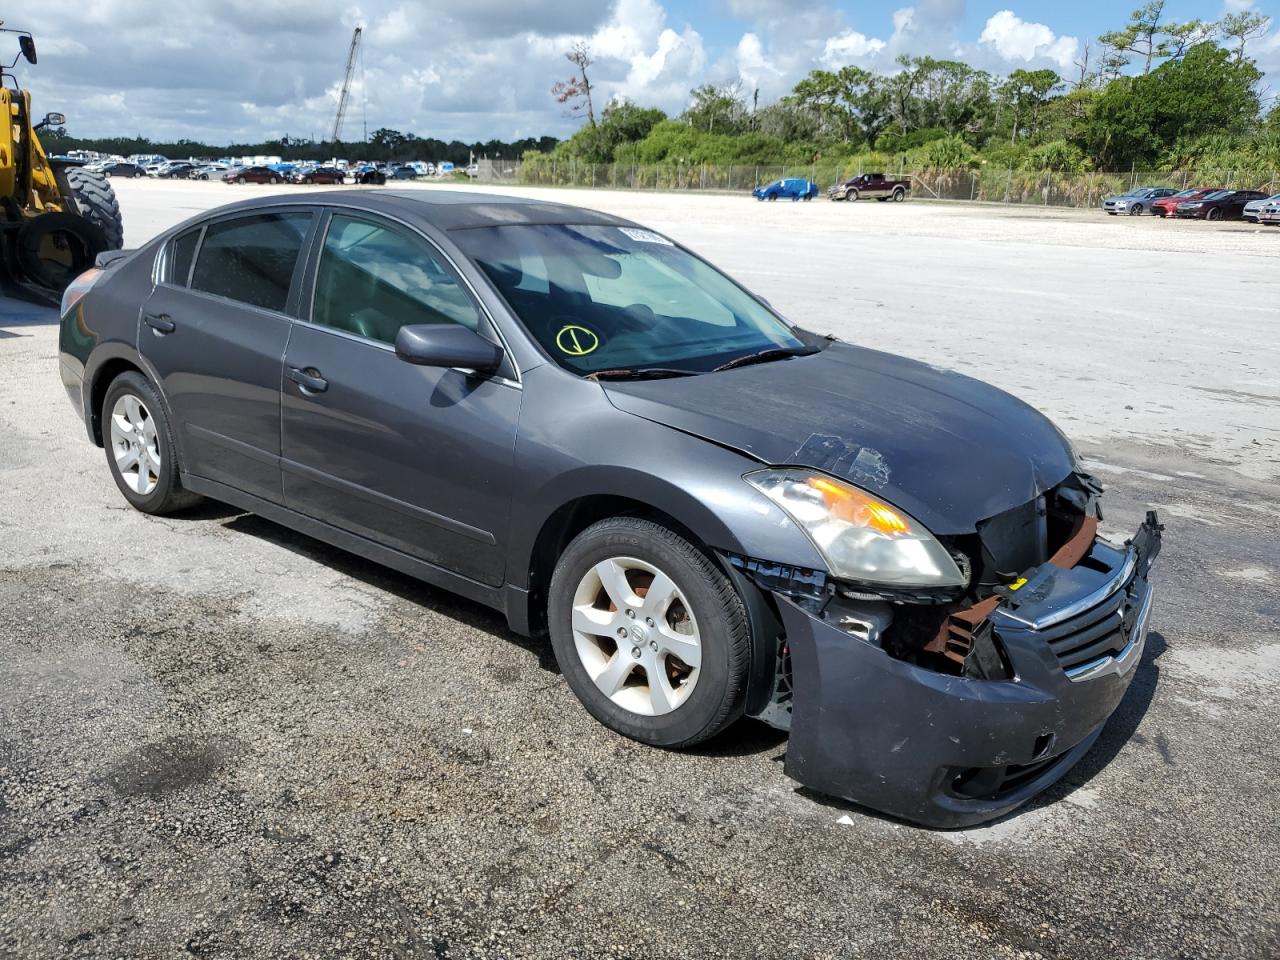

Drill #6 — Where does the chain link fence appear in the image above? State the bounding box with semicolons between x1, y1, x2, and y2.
474;159;1280;209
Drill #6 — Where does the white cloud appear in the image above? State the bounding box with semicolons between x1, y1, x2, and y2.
821;30;887;67
979;10;1080;72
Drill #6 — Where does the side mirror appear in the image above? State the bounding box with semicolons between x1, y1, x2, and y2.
19;35;36;65
395;324;503;373
40;112;65;127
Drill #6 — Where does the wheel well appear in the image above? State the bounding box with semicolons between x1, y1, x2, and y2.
87;358;142;445
525;495;707;636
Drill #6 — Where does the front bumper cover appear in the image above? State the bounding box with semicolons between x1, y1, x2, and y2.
778;513;1161;828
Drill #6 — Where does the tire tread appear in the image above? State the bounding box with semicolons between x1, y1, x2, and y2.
65;167;125;250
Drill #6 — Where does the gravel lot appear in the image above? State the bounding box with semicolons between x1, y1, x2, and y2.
1;181;1277;959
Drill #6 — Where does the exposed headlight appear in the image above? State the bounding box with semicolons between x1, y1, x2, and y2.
1183;202;1203;209
1113;200;1128;206
745;469;967;588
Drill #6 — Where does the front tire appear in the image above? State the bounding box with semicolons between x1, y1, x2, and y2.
1206;208;1221;221
548;517;750;748
102;372;201;515
848;189;859;202
1129;203;1144;216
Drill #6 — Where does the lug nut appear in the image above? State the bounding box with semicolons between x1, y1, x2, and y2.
649;641;658;652
631;647;641;659
617;627;627;638
625;609;636;619
645;617;655;627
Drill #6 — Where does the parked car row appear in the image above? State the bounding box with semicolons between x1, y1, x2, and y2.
1104;185;1280;222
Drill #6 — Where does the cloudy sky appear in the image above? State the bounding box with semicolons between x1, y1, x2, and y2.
14;0;1280;145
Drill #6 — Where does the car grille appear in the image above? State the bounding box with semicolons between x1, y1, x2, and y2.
1035;587;1131;671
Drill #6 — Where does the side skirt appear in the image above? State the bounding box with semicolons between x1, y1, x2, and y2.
181;473;509;617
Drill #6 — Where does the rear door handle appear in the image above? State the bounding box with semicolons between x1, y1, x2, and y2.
287;366;328;394
144;313;175;334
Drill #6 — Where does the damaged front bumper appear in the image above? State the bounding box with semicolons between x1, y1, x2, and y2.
771;512;1162;828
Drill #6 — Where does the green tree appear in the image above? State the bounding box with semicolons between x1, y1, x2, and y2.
1219;11;1272;62
1000;69;1061;142
1101;2;1216;75
1084;42;1262;166
791;66;891;144
683;82;748;135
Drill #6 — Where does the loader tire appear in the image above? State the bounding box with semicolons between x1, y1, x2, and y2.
65;167;124;251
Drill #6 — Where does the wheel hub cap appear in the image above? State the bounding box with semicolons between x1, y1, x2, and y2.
570;556;702;717
109;393;160;496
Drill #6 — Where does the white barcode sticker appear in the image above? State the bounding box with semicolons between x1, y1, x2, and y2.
619;227;673;246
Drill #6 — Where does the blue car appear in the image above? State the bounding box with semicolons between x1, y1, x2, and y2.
753;177;819;202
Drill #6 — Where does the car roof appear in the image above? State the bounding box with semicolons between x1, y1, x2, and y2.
199;189;634;231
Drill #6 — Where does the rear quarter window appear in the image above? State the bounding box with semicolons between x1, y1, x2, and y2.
167;228;200;286
189;212;312;313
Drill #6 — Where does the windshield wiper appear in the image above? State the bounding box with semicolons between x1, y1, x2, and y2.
589;367;701;381
712;345;819;372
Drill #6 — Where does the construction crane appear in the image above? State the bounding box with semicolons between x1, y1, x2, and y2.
331;26;362;143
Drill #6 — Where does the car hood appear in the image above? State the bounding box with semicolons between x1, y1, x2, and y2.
602;342;1077;535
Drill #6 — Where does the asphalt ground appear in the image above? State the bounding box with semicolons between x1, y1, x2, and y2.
1;182;1277;959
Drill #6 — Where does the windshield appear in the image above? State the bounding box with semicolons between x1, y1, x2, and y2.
1172;189;1199;198
454;223;804;375
1201;191;1231;201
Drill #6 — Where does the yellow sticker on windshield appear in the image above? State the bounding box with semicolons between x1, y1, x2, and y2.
556;324;600;357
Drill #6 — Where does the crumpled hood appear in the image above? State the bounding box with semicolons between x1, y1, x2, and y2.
602;342;1077;535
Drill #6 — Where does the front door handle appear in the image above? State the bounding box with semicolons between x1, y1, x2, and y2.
144;313;175;334
287;366;328;394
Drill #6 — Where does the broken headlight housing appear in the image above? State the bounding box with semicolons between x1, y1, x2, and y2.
746;469;967;589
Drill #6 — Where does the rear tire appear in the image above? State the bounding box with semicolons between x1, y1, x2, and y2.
892;187;906;202
102;372;201;515
548;517;750;748
65;166;124;251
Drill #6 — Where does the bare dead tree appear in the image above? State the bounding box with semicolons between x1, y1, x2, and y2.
551;42;597;127
1072;40;1093;89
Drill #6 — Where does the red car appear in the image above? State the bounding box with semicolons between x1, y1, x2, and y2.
1150;187;1222;218
289;167;345;185
222;165;284;185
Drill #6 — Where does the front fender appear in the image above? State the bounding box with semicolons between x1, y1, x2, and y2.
504;365;827;592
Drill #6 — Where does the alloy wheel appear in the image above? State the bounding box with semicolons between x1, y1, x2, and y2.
109;394;161;496
570;556;702;717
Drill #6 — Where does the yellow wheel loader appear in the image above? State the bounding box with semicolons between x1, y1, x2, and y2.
0;25;122;302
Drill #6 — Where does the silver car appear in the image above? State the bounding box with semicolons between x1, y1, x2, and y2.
1243;193;1280;222
1102;186;1176;216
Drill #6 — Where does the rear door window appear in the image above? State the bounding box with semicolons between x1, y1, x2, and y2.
190;212;311;313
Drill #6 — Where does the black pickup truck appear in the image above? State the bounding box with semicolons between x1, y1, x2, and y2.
828;172;911;202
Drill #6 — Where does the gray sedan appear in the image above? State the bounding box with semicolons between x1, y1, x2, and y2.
1102;186;1176;215
57;190;1161;827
